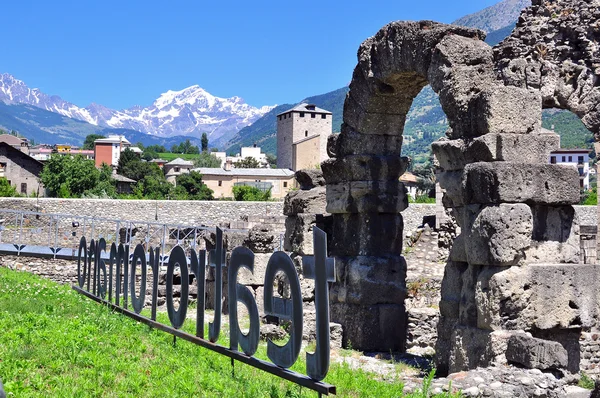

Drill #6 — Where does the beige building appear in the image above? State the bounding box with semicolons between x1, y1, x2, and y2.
194;167;294;199
276;103;332;170
164;158;194;184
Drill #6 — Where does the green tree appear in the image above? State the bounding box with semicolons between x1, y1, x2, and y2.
232;185;271;201
83;163;117;198
142;149;159;161
40;155;100;197
234;156;260;168
0;178;20;197
146;144;167;153
82;134;106;150
201;133;209;152
117;148;171;199
175;171;213;200
194;152;222;168
265;154;277;167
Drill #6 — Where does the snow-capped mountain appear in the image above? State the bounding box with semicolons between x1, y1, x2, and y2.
0;73;274;145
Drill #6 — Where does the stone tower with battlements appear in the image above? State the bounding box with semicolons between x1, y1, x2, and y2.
276;103;332;170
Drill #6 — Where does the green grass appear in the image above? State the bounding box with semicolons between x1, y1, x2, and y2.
0;267;461;397
157;153;200;161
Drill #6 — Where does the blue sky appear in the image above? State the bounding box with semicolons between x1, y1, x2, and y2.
2;0;499;110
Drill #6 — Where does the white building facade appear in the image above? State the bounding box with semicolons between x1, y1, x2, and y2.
549;149;592;190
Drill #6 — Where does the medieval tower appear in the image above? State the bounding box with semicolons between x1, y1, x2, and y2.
276;103;332;170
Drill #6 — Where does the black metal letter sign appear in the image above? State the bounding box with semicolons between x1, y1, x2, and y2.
73;227;336;395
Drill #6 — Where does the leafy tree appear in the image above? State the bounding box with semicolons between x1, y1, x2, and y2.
82;134;106;150
232;185;271;201
194;152;222;168
265;154;277;167
134;142;145;150
40;154;100;197
117;148;172;199
0;178;20;197
201;133;209;152
171;139;199;154
146;144;167;153
581;186;597;205
175;171;213;200
83;163;117;198
142;149;159;161
234;156;260;168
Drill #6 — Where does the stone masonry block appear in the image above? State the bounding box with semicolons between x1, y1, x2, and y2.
524;205;580;264
464;162;580;205
432;132;560;172
236;253;271;286
506;334;568;370
448;326;513;373
283;187;326;216
327;127;404;157
330;302;406;351
321;155;409;184
326;180;408;214
284;214;317;255
330;255;407;306
475;264;600;331
474;85;542;135
466;204;533;267
329;213;403;256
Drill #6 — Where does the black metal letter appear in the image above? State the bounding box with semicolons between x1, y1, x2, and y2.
166;245;189;329
77;237;87;288
228;247;259;356
209;227;224;343
130;244;147;314
263;251;303;368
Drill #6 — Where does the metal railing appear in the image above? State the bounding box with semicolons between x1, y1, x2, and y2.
0;208;246;262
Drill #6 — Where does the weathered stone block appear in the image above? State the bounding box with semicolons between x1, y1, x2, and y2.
294;169;325;190
476;264;600;331
439;261;468;318
321;155;409;184
326;180;408;213
437;170;465;207
284;214;317;255
448;326;513;373
330;255;407;306
236;253;271;286
466;203;533;267
245;226;278;253
474;85;542;135
506;334;568;370
432;132;560;171
283;187;326;216
330;302;406;351
464;162;580;205
329;213;403;256
434;315;459;376
206;280;228;312
525;205;580;264
327;127;404;157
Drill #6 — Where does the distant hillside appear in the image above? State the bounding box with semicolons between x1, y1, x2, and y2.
542;109;595;151
0;102;197;147
453;0;531;32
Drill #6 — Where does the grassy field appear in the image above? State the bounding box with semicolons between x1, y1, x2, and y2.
157;153;200;161
0;267;461;397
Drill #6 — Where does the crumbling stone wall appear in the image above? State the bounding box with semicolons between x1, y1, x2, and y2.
329;0;600;376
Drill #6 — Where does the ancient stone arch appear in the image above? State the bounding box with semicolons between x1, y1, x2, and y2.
324;0;600;375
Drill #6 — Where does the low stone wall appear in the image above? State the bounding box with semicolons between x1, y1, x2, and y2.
0;198;285;228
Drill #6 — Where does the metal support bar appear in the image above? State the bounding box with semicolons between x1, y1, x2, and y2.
72;285;336;396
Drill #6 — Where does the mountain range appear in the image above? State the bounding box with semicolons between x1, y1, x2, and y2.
0;73;272;147
0;0;592;162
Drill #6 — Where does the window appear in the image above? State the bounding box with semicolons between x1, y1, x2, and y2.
283;182;288;188
568;156;572;162
20;183;27;194
562;156;566;162
321;114;326;119
578;156;584;164
305;130;308;137
278;115;281;120
550;156;556;164
311;113;315;118
299;112;305;117
218;181;222;187
175;167;180;172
